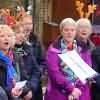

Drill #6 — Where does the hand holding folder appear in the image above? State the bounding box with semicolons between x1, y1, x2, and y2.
58;50;98;84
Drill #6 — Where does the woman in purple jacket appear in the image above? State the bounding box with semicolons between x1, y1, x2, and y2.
44;18;92;100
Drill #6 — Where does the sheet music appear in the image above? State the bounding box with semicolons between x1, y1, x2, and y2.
58;50;98;84
67;50;97;78
15;80;27;89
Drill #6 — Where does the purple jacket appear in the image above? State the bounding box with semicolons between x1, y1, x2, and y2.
45;37;93;100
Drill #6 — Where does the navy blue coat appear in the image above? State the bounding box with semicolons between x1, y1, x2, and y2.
14;43;43;100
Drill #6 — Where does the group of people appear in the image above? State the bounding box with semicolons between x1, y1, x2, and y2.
0;12;100;100
44;18;100;100
0;15;47;100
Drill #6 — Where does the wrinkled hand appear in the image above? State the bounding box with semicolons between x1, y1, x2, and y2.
11;87;22;97
69;88;82;100
87;78;96;85
23;90;32;100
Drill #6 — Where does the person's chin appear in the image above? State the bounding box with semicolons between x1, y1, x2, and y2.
16;42;23;45
3;48;10;51
69;38;74;42
81;36;88;40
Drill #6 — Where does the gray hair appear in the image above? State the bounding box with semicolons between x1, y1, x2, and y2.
76;18;92;35
59;18;76;31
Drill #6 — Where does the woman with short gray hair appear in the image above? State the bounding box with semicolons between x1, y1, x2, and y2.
76;18;92;43
76;18;94;100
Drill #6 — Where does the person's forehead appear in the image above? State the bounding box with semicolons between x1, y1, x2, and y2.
0;31;13;35
63;25;76;29
24;20;32;25
15;29;25;34
23;17;32;24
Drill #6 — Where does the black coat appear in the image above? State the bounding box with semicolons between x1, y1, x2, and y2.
0;59;7;90
0;57;13;99
91;46;100;100
14;43;43;100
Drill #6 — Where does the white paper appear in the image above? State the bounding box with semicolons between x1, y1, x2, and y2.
15;80;27;89
58;50;98;84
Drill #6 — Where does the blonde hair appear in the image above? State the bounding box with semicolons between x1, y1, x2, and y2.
0;25;14;34
0;25;15;48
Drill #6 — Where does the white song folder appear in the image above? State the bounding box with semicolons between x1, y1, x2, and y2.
58;50;98;84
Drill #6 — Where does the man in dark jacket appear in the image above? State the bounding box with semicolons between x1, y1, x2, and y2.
14;24;44;100
91;46;100;100
23;15;47;88
22;15;47;75
14;43;43;100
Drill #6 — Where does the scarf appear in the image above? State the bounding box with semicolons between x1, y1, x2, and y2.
60;39;78;83
0;51;16;89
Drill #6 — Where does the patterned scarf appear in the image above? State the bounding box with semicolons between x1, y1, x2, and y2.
60;39;78;83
